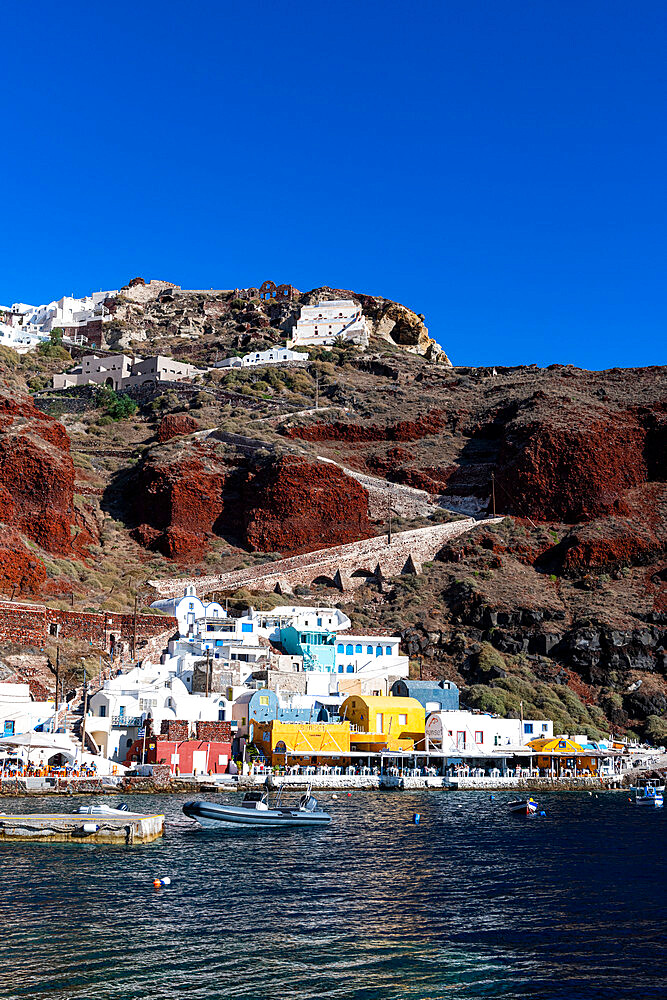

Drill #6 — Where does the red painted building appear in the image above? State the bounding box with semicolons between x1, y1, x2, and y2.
124;736;232;774
124;721;233;775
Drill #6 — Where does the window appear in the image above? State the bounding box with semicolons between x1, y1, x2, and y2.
99;705;106;718
346;664;354;673
475;731;483;744
376;646;383;656
189;602;194;610
215;639;223;647
398;714;407;726
385;646;391;655
317;618;322;626
337;644;344;653
355;644;362;654
259;695;269;707
367;645;373;654
241;623;253;633
48;623;60;637
524;723;534;734
218;709;225;721
457;731;466;749
338;665;343;673
494;735;501;746
346;644;353;655
542;723;549;732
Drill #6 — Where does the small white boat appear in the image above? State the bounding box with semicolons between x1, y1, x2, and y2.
183;788;331;829
633;781;664;808
77;803;133;817
508;798;538;816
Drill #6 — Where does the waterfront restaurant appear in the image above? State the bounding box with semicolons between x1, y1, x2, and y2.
526;737;604;777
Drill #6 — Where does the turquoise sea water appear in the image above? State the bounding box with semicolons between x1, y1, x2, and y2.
0;790;663;1000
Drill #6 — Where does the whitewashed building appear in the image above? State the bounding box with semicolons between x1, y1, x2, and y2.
53;353;201;390
0;683;55;737
87;661;229;762
214;345;308;368
425;711;553;755
288;300;368;348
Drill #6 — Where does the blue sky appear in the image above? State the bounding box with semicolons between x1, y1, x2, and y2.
2;1;665;368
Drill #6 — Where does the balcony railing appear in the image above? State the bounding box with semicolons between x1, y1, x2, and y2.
111;716;142;728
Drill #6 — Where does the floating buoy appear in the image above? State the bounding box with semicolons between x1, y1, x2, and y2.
332;794;338;799
490;795;495;801
539;811;546;817
413;813;420;824
161;877;171;886
347;792;352;797
153;879;161;889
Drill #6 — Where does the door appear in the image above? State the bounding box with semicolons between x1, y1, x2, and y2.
375;713;383;732
192;750;208;774
457;731;466;749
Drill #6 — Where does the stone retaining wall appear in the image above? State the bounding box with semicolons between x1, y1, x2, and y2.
149;518;503;599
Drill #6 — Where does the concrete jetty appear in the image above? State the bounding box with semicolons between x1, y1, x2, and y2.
0;811;164;844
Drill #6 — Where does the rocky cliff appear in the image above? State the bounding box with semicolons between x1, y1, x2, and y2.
103;279;451;364
128;440;373;560
0;392;76;555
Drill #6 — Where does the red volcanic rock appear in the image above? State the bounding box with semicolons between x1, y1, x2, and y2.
241;455;373;553
157;413;201;443
158;527;208;560
0;392;75;555
0;529;47;595
494;405;648;523
131;449;230;559
547;486;667;575
286;409;447;444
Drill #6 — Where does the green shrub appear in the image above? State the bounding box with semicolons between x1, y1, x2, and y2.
645;715;667;745
37;342;70;360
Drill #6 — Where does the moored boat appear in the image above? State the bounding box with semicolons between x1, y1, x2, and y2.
633;782;664;808
183;788;332;828
508;798;538;816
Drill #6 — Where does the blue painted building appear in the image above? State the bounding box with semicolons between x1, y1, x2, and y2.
279;625;336;671
233;689;338;738
390;679;459;712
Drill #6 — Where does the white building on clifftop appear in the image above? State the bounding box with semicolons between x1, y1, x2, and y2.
288;300;368;349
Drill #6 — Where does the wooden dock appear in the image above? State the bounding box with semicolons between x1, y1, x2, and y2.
0;811;164;844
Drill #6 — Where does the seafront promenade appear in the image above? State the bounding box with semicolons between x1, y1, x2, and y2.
3;758;664;795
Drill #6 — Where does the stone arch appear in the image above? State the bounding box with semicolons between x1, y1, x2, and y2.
350;567;375;579
312;574;337;589
259;280;277;300
105;377;114;387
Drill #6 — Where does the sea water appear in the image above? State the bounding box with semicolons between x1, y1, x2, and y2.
0;790;663;1000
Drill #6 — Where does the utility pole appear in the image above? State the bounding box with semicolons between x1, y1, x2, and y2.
80;659;88;763
54;646;60;734
315;369;319;410
491;472;496;518
387;488;394;545
205;649;211;697
132;594;138;662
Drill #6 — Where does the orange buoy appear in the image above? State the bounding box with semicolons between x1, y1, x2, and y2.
153;879;161;888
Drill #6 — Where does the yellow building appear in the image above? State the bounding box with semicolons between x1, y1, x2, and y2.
527;737;603;776
340;695;426;752
254;720;351;764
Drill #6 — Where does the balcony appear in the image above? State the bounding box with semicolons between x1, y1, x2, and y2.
111;716;142;728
